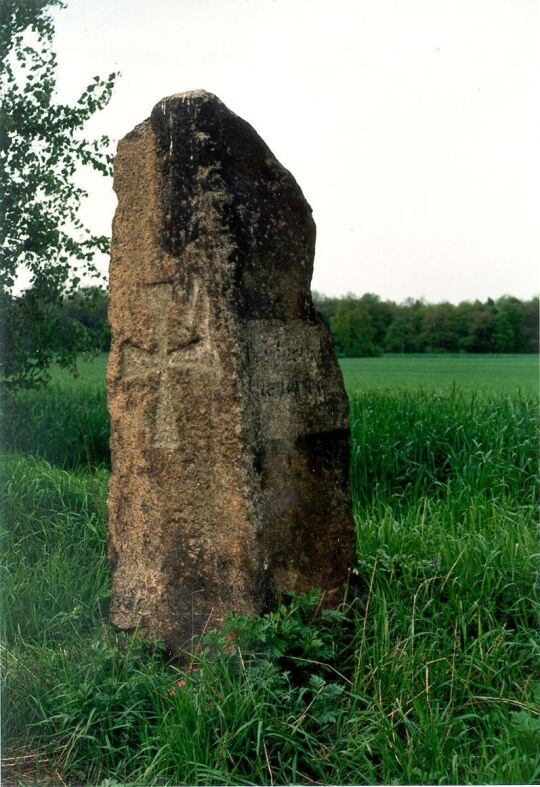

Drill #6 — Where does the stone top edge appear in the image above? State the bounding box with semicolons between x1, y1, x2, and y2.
154;89;221;106
119;91;224;143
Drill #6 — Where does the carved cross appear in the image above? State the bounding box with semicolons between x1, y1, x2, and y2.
120;282;203;448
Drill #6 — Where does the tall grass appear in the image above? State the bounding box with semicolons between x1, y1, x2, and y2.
1;383;109;468
1;384;539;784
350;388;538;508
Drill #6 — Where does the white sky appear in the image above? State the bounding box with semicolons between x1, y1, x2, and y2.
52;0;539;303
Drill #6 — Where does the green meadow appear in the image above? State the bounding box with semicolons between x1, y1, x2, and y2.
49;351;539;393
1;354;539;785
341;353;539;394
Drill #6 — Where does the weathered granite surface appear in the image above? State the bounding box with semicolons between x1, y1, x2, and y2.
107;90;356;651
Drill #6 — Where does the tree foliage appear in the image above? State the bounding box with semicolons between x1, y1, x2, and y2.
330;296;379;357
313;292;539;356
0;0;117;386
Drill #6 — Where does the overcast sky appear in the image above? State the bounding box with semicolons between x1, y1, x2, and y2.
52;0;539;303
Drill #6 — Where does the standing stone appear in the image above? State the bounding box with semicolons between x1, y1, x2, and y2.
107;90;356;652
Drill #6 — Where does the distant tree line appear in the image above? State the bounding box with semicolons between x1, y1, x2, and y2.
313;293;539;356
